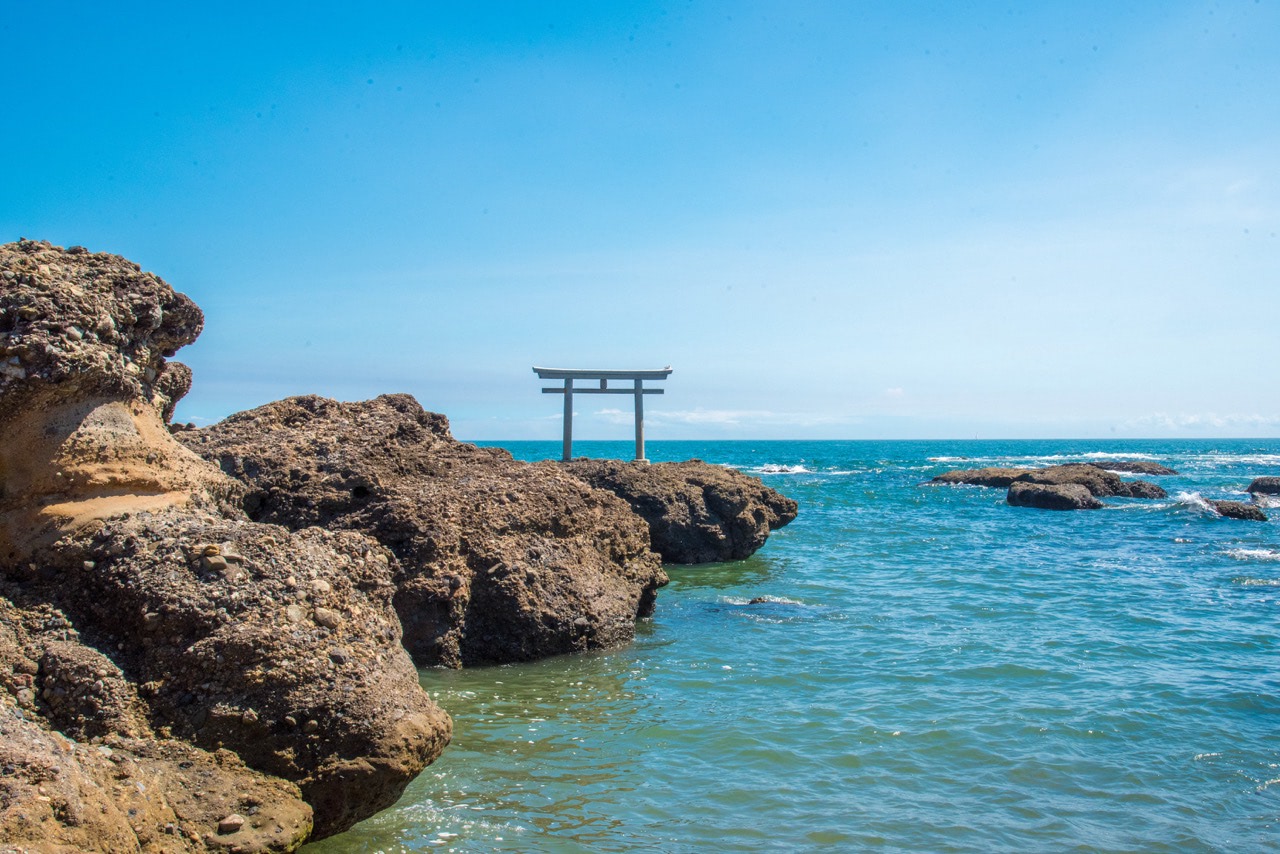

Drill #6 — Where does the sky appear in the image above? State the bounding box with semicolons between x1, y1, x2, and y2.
3;1;1277;440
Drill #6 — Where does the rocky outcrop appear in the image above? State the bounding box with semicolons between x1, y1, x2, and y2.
1015;464;1131;498
1;241;451;845
1206;499;1268;521
1120;479;1168;499
178;394;668;668
1088;460;1178;476
933;463;1167;505
560;459;799;564
0;240;239;562
1007;481;1105;511
1247;477;1280;496
930;468;1036;488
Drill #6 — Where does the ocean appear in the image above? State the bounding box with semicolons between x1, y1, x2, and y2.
304;439;1280;852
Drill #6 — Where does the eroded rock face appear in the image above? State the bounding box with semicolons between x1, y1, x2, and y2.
178;394;668;668
560;459;799;564
1;241;451;845
0;239;240;561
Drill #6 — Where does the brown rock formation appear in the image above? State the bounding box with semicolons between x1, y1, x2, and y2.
1;240;450;845
934;464;1166;499
1087;460;1179;476
1206;499;1268;521
1007;481;1105;511
560;459;799;564
931;467;1037;488
0;239;238;561
1247;477;1280;496
178;394;668;668
2;592;313;851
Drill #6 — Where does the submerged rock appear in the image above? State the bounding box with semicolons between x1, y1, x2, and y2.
1247;477;1280;496
931;467;1037;488
1007;481;1105;511
1206;499;1268;521
1120;479;1168;499
0;240;450;844
179;394;668;668
560;459;799;564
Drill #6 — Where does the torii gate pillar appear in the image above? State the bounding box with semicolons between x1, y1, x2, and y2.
534;367;673;462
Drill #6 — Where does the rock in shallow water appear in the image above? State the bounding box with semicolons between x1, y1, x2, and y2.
560;459;799;564
1206;499;1268;521
1007;481;1105;511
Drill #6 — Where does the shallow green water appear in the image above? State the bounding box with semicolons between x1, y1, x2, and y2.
307;440;1280;852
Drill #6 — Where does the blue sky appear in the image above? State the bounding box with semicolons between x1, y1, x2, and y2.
4;1;1277;439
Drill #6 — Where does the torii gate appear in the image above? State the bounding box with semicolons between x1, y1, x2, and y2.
533;366;673;462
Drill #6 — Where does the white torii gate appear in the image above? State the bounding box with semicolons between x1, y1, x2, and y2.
533;366;673;462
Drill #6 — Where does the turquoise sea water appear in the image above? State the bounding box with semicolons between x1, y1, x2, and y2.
306;439;1280;853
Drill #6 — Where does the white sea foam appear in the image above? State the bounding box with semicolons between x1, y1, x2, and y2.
721;595;807;606
1226;548;1280;563
757;464;813;474
1175;491;1215;513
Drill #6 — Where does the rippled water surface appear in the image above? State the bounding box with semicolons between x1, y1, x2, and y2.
306;440;1280;852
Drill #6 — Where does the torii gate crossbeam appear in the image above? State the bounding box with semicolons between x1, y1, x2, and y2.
533;366;673;462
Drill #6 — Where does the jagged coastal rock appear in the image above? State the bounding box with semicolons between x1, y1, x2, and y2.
178;394;668;668
1;240;451;846
560;459;799;564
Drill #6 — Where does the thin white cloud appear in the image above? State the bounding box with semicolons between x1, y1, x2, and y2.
593;407;855;428
1121;412;1280;432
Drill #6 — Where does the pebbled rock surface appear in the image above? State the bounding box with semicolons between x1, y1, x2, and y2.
0;239;240;561
2;588;313;851
178;394;668;668
1;240;451;846
560;459;799;564
1206;499;1268;521
1007;481;1105;511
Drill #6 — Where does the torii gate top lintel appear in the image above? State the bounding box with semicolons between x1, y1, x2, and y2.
532;366;672;462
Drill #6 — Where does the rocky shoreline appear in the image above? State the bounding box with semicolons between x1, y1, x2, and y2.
0;240;796;850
